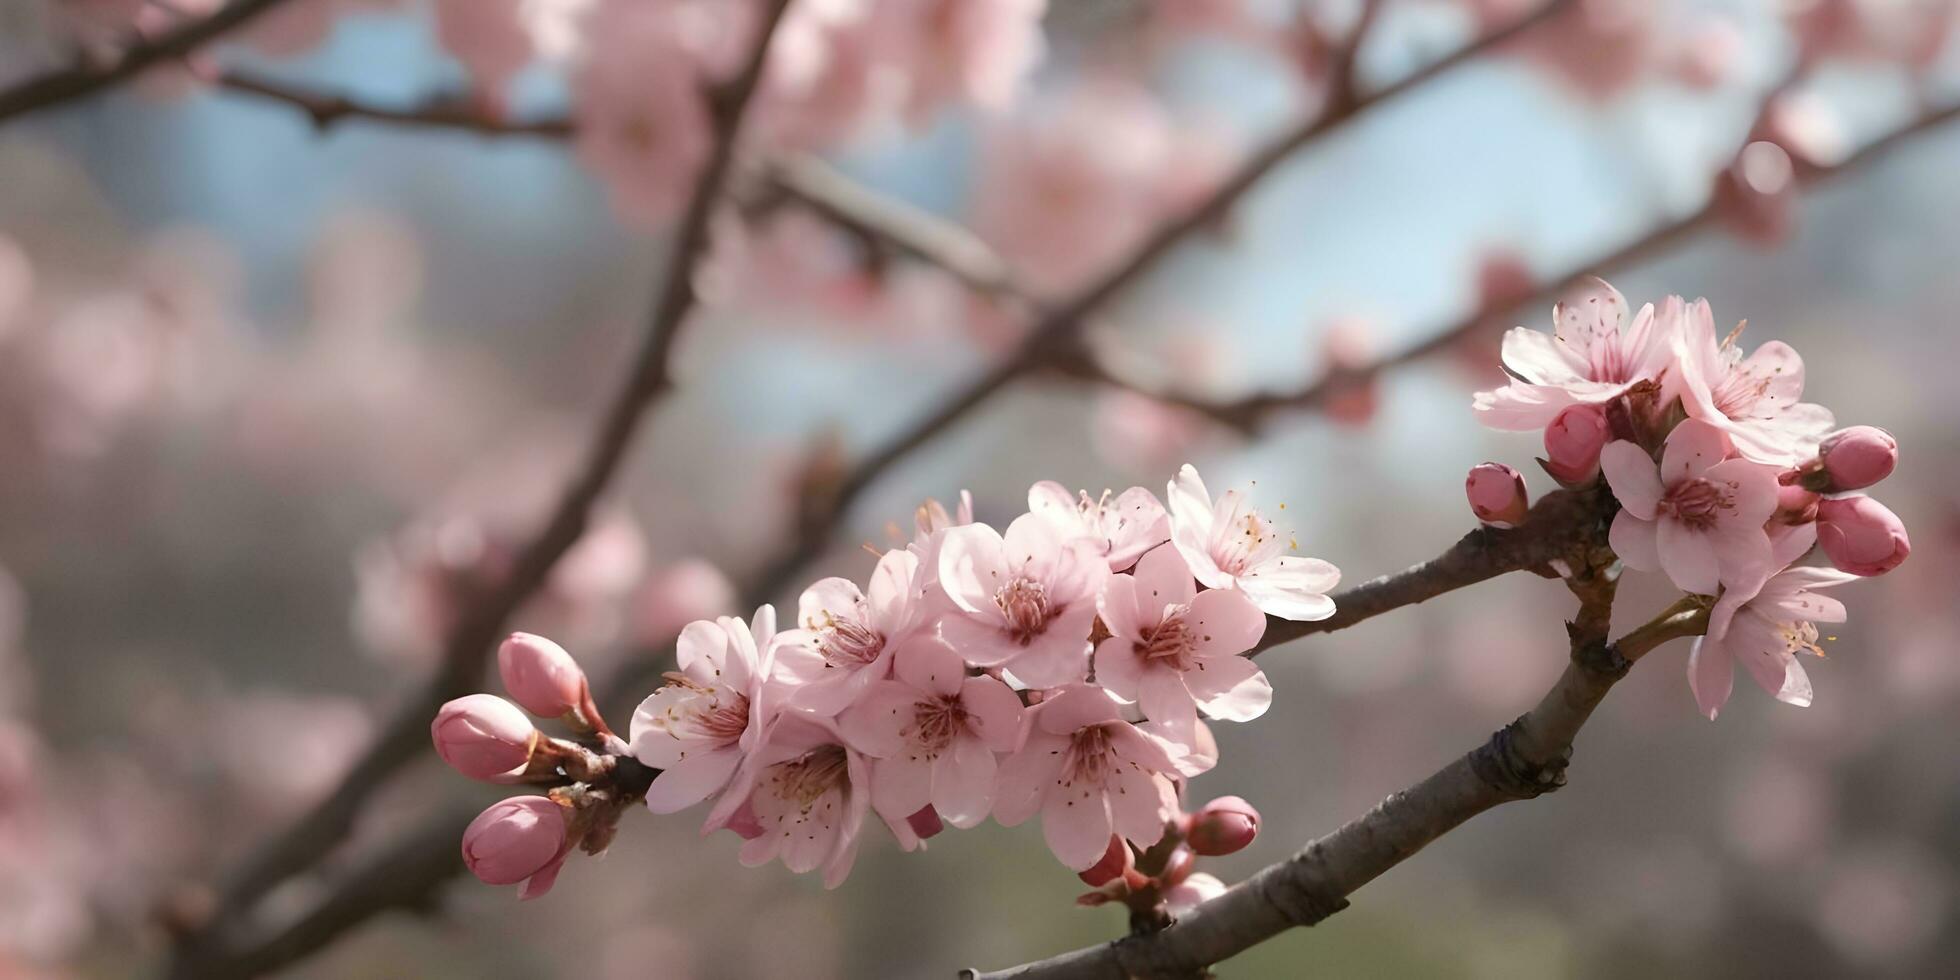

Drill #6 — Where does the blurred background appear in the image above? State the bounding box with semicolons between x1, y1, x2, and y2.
2;0;1958;977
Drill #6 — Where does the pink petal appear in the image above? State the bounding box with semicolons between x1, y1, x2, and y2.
1042;782;1114;871
1105;487;1172;568
1166;464;1214;536
675;619;730;679
1096;570;1147;642
1186;587;1267;658
992;732;1066;826
1001;512;1064;577
1733;340;1806;417
1003;604;1095;689
1657;519;1722;596
1599;440;1664;519
1092;638;1144;703
1108;766;1170;847
892;635;965;697
869;755;933;822
1608;511;1662;571
1033;684;1123;736
864;548;920;631
937;524;1009;615
1104;719;1179;774
770;630;830;686
937;612;1015;668
1187;657;1272;722
1472;382;1575;431
1131;542;1198;612
1026;480;1077;526
644;748;741;814
788;663;882;717
958;675;1025;754
1687;636;1734;720
1711;524;1775;598
931;738;997;829
836;681;920;759
518;853;566;901
1662;418;1731;482
1238;571;1336;622
1707;458;1782;527
1501;325;1584;385
1138;668;1198;738
798;577;868;635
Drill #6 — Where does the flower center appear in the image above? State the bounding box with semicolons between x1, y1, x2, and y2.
814;614;885;668
907;695;969;757
767;744;850;807
1061;725;1116;789
1778;620;1826;658
1660;477;1729;531
1214;511;1278;576
654;671;750;745
996;577;1058;644
1136;610;1197;670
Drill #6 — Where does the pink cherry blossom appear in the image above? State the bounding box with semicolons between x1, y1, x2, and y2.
1166;464;1339;622
1600;419;1780;596
629;607;778;815
497;632;589;719
1688;566;1857;719
936;515;1109;688
992;685;1183;871
1543;403;1610;485
1472;278;1678;431
432;0;537;109
632;558;738;646
836;638;1023;830
432;694;537;782
1672;304;1834;465
774;548;929;715
707;714;873;888
886;0;1047;123
1163;871;1228;916
1093;544;1270;741
572;8;715;228
1027;480;1170;571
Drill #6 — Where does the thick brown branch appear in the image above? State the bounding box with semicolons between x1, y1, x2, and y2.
166;3;798;974
963;570;1720;980
0;0;301;124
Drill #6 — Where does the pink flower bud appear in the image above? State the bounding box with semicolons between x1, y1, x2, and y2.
1077;835;1133;887
431;694;537;781
1186;796;1260;857
1542;404;1609;485
1815;495;1910;576
461;796;569;897
1466;463;1529;528
905;805;945;842
498;632;587;718
1817;426;1897;492
1157;845;1196;888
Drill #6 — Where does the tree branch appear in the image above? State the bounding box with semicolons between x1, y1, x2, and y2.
963;573;1718;979
212;68;575;136
0;0;302;124
165;3;799;974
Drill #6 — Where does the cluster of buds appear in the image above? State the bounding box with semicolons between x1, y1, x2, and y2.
432;634;646;899
1074;796;1260;927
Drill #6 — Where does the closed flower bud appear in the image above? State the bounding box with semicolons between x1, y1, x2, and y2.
1542;404;1609;485
498;632;587;718
1187;796;1260;857
1816;495;1910;576
432;694;536;781
1078;835;1133;887
1466;463;1529;528
1817;426;1897;492
462;796;570;898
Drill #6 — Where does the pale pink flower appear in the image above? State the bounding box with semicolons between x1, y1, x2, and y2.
1472;278;1678;431
630;607;778;814
1688;566;1857;719
632;558;738;646
1505;0;1659;102
836;638;1023;829
774;548;929;715
992;685;1184;870
707;714;873;887
1027;480;1170;571
887;0;1047;122
432;0;537;110
573;9;714;228
1163;871;1228;916
1166;464;1339;622
936;515;1109;688
1093;544;1270;740
1600;419;1780;596
1672;305;1834;465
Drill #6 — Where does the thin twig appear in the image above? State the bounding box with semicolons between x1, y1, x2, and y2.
214;68;574;136
0;0;300;124
166;3;800;975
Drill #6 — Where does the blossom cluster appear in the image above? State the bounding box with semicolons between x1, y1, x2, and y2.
434;465;1340;895
1471;279;1909;718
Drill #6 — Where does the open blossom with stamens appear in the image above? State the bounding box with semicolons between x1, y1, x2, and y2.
992;685;1184;870
1600;419;1779;596
629;607;778;814
706;714;874;888
937;514;1109;688
1093;544;1270;742
774;549;928;715
1673;302;1834;465
1027;480;1170;571
1166;465;1339;622
837;638;1023;831
1472;278;1679;431
1689;566;1857;719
